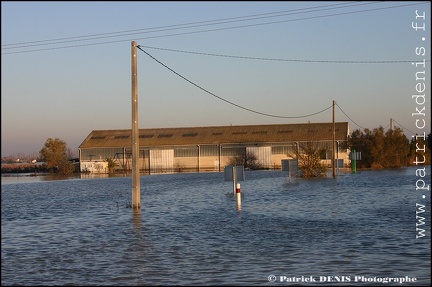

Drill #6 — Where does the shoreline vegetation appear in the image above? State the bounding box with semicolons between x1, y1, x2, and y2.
0;162;79;175
1;163;51;174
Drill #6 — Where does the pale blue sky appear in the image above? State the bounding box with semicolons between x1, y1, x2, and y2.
1;1;431;157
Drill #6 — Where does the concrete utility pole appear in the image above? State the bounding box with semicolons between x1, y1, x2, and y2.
390;118;394;130
332;100;336;178
131;41;140;208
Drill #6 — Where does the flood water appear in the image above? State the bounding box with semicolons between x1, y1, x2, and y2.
1;167;430;285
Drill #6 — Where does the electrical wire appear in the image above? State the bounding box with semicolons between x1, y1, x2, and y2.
138;45;427;64
392;119;417;135
335;104;423;136
335;103;366;130
2;1;370;49
2;2;427;55
137;45;332;119
137;46;429;132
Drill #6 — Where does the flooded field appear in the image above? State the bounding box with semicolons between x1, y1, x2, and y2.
1;167;430;285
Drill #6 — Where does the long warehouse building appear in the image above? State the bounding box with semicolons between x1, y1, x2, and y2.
78;122;350;174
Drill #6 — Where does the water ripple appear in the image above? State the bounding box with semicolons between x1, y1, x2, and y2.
2;167;430;285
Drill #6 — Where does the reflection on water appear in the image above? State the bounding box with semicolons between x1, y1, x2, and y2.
1;172;133;184
132;208;142;233
1;167;430;285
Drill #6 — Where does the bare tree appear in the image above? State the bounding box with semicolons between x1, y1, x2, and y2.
66;147;76;159
228;150;263;170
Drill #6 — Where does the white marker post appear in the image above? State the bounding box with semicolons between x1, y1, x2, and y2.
224;165;245;200
236;183;241;209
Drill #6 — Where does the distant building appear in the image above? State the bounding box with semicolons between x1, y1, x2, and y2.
78;122;350;174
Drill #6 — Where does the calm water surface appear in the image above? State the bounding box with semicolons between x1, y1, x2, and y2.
1;167;430;285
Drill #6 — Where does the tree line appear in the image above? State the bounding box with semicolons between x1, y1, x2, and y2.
349;127;430;169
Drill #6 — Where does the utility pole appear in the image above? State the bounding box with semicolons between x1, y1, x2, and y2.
131;41;140;208
390;118;394;130
332;100;336;178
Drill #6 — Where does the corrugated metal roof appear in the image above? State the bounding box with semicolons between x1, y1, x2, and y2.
78;122;349;149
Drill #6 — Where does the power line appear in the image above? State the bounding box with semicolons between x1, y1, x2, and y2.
1;1;367;48
335;104;422;135
138;45;423;133
2;2;427;55
138;45;428;64
137;45;332;119
392;119;417;135
335;103;366;130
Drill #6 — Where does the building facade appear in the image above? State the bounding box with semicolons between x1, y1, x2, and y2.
78;122;350;174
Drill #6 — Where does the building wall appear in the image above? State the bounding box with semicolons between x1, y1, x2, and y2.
149;150;174;173
81;160;108;174
247;146;272;168
79;141;350;174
